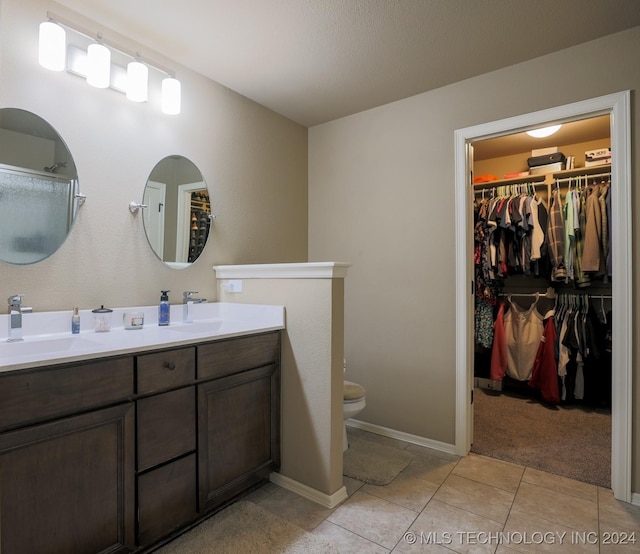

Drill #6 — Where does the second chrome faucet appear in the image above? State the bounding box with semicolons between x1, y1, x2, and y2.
182;291;206;323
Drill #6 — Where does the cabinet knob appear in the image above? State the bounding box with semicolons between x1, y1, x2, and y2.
164;361;176;371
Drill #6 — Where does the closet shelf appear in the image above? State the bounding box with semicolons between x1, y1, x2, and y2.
551;164;611;179
473;174;546;189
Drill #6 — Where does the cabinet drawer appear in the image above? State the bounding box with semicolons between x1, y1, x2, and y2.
137;347;195;394
0;357;133;431
137;386;196;471
197;332;280;380
137;453;197;547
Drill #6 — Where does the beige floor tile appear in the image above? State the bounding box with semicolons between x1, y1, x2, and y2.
363;474;439;512
511;481;598;531
256;486;333;531
400;450;458;485
433;474;515;524
397;498;503;554
503;509;598;553
241;481;279;503
452;453;524;493
327;490;418;550
598;488;640;530
313;520;391;553
343;474;366;496
521;467;597;502
598;519;640;553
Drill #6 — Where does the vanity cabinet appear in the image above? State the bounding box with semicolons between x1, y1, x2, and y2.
0;330;281;553
135;348;198;547
197;332;281;512
0;357;135;554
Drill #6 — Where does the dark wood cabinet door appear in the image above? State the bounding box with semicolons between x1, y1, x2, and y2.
197;363;280;512
0;403;135;554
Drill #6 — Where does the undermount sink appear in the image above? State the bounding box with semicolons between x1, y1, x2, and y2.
167;320;223;333
1;335;100;356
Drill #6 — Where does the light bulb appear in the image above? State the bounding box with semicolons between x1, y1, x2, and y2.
526;125;562;138
127;61;148;102
39;21;66;71
86;43;111;88
162;77;181;115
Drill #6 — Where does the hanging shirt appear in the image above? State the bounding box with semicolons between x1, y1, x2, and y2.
547;188;567;281
504;294;552;381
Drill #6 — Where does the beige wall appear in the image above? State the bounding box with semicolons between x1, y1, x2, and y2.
218;276;346;500
309;27;639;491
0;0;308;312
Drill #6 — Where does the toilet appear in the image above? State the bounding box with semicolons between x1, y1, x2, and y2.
343;379;366;451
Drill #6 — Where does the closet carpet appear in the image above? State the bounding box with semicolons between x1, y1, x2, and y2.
471;387;611;488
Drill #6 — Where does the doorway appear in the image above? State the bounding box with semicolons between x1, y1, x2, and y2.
454;91;632;502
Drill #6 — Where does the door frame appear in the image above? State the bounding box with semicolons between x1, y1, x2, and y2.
454;91;632;502
175;181;206;263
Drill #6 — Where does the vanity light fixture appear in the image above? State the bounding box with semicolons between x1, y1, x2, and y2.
86;42;111;88
126;60;148;102
38;21;66;71
161;77;181;115
38;12;181;115
526;124;562;138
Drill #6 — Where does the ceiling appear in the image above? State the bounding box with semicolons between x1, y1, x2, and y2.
53;0;640;127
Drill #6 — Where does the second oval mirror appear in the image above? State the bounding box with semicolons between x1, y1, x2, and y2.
143;156;211;269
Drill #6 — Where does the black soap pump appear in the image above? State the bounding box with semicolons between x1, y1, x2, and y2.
158;290;170;326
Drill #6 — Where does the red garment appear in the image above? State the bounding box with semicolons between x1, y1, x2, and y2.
490;301;507;381
528;317;559;404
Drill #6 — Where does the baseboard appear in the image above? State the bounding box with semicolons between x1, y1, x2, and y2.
269;472;348;509
631;492;640;506
346;419;458;456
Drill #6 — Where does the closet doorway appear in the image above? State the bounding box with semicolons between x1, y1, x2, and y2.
454;92;632;503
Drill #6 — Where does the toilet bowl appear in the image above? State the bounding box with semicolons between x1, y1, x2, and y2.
343;379;366;451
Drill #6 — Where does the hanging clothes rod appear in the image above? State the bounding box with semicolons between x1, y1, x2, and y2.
554;171;611;184
556;293;613;299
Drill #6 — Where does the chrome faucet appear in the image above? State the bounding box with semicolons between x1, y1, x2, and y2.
8;294;32;342
182;291;206;323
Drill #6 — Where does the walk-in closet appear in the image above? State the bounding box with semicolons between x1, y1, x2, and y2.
470;115;613;488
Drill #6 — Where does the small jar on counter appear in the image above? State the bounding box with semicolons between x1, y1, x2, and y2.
123;311;144;330
92;305;113;332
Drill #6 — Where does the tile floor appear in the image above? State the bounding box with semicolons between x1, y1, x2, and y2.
243;427;640;553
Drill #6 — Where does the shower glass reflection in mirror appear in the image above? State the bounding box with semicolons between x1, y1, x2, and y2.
0;108;80;265
143;155;211;268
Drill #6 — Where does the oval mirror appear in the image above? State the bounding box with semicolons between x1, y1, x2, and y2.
0;108;80;265
143;155;211;269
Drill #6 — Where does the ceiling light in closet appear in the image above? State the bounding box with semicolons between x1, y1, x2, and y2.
526;125;562;138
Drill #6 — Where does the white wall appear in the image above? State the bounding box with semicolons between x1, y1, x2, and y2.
0;0;308;312
309;27;640;491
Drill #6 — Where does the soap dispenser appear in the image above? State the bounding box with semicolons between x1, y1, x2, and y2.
158;290;170;326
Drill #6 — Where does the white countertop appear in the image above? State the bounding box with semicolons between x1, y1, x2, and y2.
0;302;285;373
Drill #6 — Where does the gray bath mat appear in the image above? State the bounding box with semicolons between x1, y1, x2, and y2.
343;439;413;485
154;500;339;553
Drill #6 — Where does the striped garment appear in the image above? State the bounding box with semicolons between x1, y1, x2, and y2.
547;188;567;281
